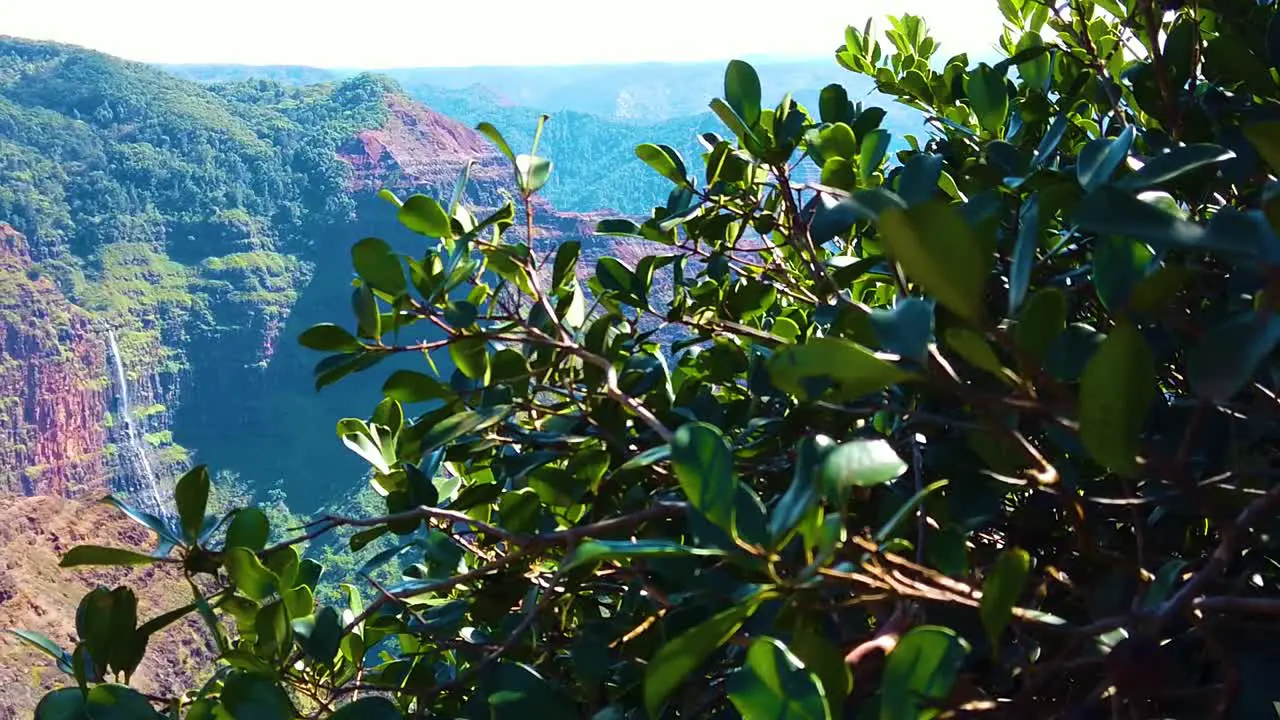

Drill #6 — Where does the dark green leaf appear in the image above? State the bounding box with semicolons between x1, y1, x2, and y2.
1118;144;1236;190
382;370;452;403
725;59;763;127
1008;194;1041;314
1074;188;1216;254
59;545;160;568
450;336;490;382
330;697;402;720
1077;126;1134;192
298;324;362;353
174;465;209;545
636;143;689;185
1188;312;1280;402
225;508;269;552
897;153;943;206
980;548;1030;647
769;435;836;543
858;129;891;181
644;594;765;717
877;200;990;323
671;422;738;537
1078;323;1155;475
770;337;914;400
351;237;407;296
398;195;453;238
220;672;295;720
881;626;970;720
34;688;87;720
726;637;831;720
869;297;934;363
966;64;1009;137
562;540;728;571
225;548;279;601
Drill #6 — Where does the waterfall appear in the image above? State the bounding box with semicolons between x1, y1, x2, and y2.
106;330;166;516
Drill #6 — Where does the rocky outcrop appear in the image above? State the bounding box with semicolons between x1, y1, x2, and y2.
0;224;110;498
0;494;212;718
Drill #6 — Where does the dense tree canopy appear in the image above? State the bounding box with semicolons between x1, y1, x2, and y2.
21;0;1280;717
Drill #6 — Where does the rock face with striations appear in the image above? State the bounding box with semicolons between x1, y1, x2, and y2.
0;223;110;498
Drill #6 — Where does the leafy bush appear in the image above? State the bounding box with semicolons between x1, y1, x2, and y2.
21;0;1280;717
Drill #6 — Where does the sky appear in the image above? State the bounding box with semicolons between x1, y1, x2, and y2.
2;0;1005;68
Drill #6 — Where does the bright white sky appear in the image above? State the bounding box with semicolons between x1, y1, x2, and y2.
3;0;1005;67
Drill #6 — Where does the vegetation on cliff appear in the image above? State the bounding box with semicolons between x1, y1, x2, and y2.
20;0;1280;717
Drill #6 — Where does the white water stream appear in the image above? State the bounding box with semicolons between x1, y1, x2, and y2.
106;330;166;515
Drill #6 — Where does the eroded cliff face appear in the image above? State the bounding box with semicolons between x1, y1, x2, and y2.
0;494;212;718
0;224;110;497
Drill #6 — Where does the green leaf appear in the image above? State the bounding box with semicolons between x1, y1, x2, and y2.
405;404;511;455
552;240;581;290
225;548;279;601
897;153;943;206
880;626;970;720
1030;114;1069;170
726;637;831;720
1188;312;1280;403
516;154;553;194
220;672;295;720
858;129;891;181
59;545;160;568
99;495;182;547
476;122;516;162
298;323;361;353
644;595;765;717
671;422;738;537
174;465;209;545
85;684;163;719
636;143;688;185
821;439;907;500
786;623;852;718
562;540;728;571
1092;236;1154;313
877;200;990;323
1015;288;1067;369
11;630;72;673
330;697;402;720
980;548;1030;647
1244;121;1280;173
1073;188;1215;254
1141;560;1188;611
1016;32;1051;92
874;479;950;543
34;688;87;720
966;64;1009;137
770;337;914;400
352;285;380;340
725;59;763;127
1008;194;1041;314
1077;126;1134;192
1078;323;1155;475
769;435;836;544
869;297;934;363
351;237;407;296
398;194;453;238
450;336;491;382
383;370;452;403
254;600;292;661
1118;144;1236;190
225;508;269;552
819;84;850;124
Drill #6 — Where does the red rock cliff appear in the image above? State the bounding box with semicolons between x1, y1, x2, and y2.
0;224;110;497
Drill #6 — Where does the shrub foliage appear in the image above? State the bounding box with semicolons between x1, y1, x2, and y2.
21;0;1280;717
